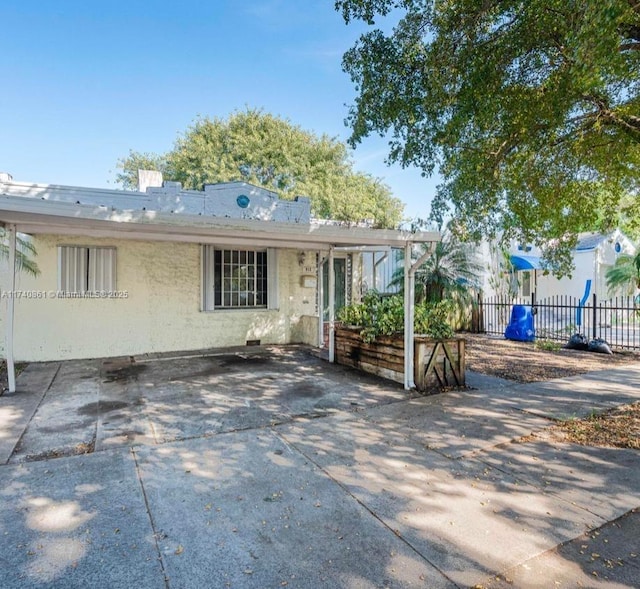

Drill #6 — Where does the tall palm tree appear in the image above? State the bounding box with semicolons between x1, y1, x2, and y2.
606;252;640;294
390;230;483;306
0;228;39;276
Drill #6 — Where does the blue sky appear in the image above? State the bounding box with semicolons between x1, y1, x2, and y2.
0;0;438;220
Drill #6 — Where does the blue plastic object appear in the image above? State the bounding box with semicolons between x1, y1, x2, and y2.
576;279;592;327
504;304;535;342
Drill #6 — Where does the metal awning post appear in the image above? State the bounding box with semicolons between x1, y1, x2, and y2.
328;246;335;362
404;242;436;390
403;241;414;389
317;253;325;347
5;224;17;392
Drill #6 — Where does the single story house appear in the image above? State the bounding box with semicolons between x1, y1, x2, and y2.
0;172;439;392
483;230;637;302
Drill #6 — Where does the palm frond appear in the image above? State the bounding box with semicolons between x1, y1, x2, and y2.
390;231;482;307
606;253;640;294
0;229;40;276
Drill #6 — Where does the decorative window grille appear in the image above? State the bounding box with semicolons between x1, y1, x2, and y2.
202;246;278;311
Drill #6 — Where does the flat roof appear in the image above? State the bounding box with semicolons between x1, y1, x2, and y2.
0;179;440;249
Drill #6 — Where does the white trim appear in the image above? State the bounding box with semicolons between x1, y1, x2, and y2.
0;195;440;248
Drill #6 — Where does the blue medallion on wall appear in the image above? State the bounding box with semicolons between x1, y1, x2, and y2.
615;242;622;253
236;194;250;208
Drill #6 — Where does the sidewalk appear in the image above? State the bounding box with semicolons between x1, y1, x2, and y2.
0;360;639;588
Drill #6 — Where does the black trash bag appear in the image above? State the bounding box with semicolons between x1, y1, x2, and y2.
588;338;613;355
565;333;589;350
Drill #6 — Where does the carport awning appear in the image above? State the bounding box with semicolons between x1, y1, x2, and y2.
510;254;542;271
0;193;439;250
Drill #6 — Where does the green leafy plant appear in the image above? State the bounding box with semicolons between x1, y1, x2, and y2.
534;339;562;352
337;0;640;274
606;252;640;294
0;228;39;276
338;291;454;343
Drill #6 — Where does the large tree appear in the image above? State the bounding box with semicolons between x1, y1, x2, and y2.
117;109;404;228
337;0;640;273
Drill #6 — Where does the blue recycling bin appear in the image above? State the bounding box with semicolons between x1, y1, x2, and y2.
504;304;535;342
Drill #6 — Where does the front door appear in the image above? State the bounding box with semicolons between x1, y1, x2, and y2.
322;257;347;321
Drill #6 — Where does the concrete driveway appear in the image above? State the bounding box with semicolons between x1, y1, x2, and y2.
1;346;639;588
2;346;408;463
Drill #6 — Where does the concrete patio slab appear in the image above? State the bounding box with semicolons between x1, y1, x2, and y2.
134;429;454;589
478;441;640;522
7;346;409;462
10;370;99;463
277;416;605;588
361;391;552;458
0;363;59;464
0;449;164;589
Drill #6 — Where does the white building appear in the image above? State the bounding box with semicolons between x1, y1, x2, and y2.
0;173;439;391
483;230;637;302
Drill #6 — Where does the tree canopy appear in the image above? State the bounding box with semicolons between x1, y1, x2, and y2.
337;0;640;273
116;109;404;228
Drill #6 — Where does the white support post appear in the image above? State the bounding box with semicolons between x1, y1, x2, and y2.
406;242;437;390
404;241;414;389
317;254;325;348
328;247;335;363
5;224;17;392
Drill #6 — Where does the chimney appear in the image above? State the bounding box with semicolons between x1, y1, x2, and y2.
137;169;163;192
0;172;13;182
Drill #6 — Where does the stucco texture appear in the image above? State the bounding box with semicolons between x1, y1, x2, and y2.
1;235;319;361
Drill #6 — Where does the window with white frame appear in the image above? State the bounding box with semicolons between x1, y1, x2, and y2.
58;246;117;293
202;246;278;311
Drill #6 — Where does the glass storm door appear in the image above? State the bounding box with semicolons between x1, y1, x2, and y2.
322;258;346;321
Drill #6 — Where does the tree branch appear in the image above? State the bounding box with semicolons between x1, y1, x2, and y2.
619;41;640;51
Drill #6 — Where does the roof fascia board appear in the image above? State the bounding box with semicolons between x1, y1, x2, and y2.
0;195;440;247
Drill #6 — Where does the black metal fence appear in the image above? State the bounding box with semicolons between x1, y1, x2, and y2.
478;293;640;351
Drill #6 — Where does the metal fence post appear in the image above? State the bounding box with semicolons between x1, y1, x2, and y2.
531;290;536;334
592;293;597;340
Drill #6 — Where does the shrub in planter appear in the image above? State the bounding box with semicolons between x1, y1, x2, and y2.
336;292;464;390
337;291;454;342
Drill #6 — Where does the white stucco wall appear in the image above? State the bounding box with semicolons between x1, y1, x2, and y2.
480;231;638;302
0;235;319;362
535;251;595;301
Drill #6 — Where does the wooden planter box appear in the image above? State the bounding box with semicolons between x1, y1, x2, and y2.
335;327;465;392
